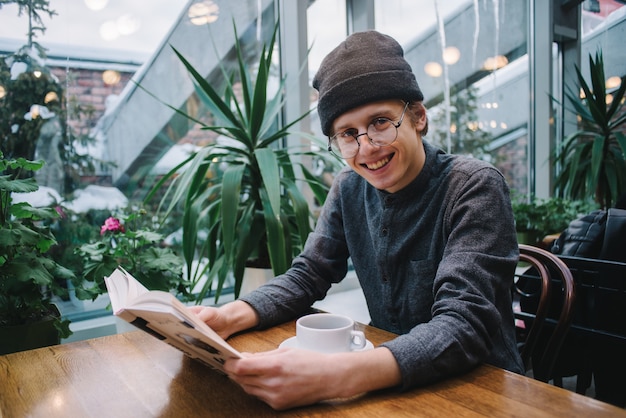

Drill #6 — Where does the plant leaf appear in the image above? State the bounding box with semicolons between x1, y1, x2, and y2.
255;148;281;218
259;187;287;275
221;164;245;268
283;179;311;245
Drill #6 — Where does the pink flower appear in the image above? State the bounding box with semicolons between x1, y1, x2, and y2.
100;217;125;235
54;205;67;219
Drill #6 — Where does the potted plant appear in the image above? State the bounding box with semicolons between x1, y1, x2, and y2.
0;153;76;354
554;51;626;209
145;22;339;301
511;193;595;246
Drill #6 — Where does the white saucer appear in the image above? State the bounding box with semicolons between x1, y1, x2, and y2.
278;336;374;352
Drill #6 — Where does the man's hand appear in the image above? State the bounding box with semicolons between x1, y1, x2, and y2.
189;300;259;339
224;346;402;410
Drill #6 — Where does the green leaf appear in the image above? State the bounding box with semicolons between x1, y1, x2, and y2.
221;165;245;267
171;47;239;128
615;131;626;157
134;230;163;243
53;264;77;281
182;195;201;269
255;148;281;218
9;158;45;172
9;255;55;285
300;163;331;206
140;247;184;271
10;203;59;221
590;135;604;188
259;187;287;275
284;179;311;245
0;176;39;193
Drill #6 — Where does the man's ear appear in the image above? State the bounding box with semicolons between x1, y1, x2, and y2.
415;104;428;136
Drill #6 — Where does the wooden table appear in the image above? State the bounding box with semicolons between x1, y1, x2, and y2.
1;320;624;417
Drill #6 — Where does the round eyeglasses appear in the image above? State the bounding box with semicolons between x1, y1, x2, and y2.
328;102;409;159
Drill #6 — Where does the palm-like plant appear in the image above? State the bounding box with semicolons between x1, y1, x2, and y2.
554;51;626;209
146;22;339;301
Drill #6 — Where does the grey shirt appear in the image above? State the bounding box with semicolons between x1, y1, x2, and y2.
241;141;525;389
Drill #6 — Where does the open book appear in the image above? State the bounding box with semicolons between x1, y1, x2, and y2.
105;267;241;373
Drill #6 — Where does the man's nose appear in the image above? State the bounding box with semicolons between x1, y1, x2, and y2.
354;132;369;142
355;132;376;153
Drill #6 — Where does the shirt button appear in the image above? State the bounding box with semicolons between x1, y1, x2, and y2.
381;228;388;236
382;275;389;282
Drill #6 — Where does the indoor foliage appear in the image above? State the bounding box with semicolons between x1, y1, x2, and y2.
0;152;74;337
75;208;190;301
554;51;626;209
511;193;596;245
145;22;339;301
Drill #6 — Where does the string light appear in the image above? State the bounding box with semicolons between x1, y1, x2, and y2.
44;91;59;103
188;1;220;25
102;70;121;86
84;0;108;11
606;76;621;90
442;46;460;65
482;55;508;71
424;62;443;77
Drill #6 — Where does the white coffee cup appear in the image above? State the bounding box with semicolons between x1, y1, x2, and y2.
295;313;366;353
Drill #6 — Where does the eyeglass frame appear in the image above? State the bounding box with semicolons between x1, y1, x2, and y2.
327;101;410;159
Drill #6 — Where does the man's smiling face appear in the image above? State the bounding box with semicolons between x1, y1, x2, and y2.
331;100;427;193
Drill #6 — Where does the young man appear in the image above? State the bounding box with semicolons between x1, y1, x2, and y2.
191;30;524;410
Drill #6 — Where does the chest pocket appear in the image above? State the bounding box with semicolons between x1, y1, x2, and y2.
394;258;437;327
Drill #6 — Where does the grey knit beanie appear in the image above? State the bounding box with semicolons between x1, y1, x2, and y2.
313;30;424;136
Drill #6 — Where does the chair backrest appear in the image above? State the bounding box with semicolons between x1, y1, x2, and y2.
557;255;626;343
556;255;626;405
513;244;576;382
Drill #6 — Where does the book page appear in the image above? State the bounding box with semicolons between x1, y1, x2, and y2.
104;268;241;372
126;306;240;372
129;290;239;356
105;267;150;314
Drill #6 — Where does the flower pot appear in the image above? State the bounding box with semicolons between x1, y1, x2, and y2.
0;306;61;355
239;267;274;297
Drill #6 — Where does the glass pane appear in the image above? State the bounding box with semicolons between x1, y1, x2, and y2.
0;0;277;340
375;0;470;45
307;0;347;140
375;0;529;196
580;4;625;91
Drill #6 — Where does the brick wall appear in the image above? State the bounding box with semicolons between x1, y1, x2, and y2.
50;66;134;138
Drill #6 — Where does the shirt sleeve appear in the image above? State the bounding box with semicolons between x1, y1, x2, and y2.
239;173;351;329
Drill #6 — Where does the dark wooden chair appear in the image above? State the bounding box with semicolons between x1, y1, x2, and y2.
513;244;576;383
554;255;626;407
